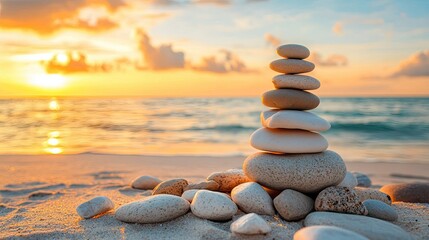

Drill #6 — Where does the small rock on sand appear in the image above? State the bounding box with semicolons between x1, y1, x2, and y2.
207;169;250;192
184;180;219;191
337;172;358;188
191;190;238;221
363;199;398;221
354;187;391;205
380;183;429;203
231;182;275;215
182;189;199;203
273;189;314;221
230;213;271;235
76;196;114;219
152;178;188;196
115;195;190;224
352;172;372;188
294;225;369;240
131;175;162;190
315;186;367;215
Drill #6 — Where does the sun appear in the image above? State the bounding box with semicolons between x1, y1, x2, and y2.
28;73;67;89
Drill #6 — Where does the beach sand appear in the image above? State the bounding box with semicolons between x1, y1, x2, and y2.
1;154;428;239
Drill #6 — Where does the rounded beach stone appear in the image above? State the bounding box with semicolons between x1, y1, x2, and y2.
363;199;398;221
207;169;250;192
230;213;271;235
352;172;372;188
380;183;429;203
315;186;368;215
184;180;219;191
304;211;413;240
115;195;190;223
337;172;358;189
191;190;238;221
261;110;330;132
270;59;315;74
276;44;310;59
243;151;346;193
272;74;320;90
250;128;328;153
294;226;369;240
231;182;275;215
354;187;391;205
273;189;314;221
262;89;320;110
76;196;114;219
152;178;188;196
182;189;199;203
131;175;162;190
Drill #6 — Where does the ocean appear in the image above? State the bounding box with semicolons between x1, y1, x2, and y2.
0;97;428;163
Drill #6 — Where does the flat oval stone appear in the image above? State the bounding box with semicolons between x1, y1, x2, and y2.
262;89;320;110
277;44;310;59
243;151;346;193
184;180;219;191
294;226;369;240
354;187;391;205
337;172;358;188
380;183;429;203
250;128;328;153
191;190;238;221
304;212;413;240
315;186;368;215
76;196;114;219
230;213;271;235
152;178;188;196
261;110;330;132
181;189;199;203
363;199;398;221
207;169;250;192
115;195;190;224
273;74;320;90
270;59;315;74
231;182;275;215
352;172;372;188
273;189;314;221
131;175;162;190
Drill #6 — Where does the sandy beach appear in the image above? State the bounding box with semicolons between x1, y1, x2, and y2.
1;154;428;239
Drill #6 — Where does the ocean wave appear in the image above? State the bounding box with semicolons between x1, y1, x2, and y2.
185;124;256;132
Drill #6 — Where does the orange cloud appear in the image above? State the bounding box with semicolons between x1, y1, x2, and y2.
193;50;250;73
332;17;384;36
309;52;348;67
332;22;343;35
391;50;429;77
0;0;126;35
264;33;281;47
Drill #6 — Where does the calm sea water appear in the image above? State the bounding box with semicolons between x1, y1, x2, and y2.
0;97;428;163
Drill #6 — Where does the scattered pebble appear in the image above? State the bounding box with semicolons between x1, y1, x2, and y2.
273;189;314;221
191;190;237;221
207;169;250;192
230;213;271;235
76;196;114;219
354;187;391;205
131;175;162;190
363;199;398;221
181;189;199;203
152;178;188;196
184;180;219;191
315;186;367;215
231;182;275;215
115;195;190;224
294;225;369;240
380;183;429;203
352;172;372;188
337;172;358;188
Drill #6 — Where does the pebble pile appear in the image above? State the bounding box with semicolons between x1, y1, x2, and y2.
75;44;417;240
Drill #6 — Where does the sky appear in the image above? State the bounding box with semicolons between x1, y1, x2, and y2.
0;0;429;97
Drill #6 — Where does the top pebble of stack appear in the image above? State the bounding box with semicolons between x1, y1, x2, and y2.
277;44;310;59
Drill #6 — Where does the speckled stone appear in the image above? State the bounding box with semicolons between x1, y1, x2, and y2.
352;172;372;188
243;151;346;193
262;89;320;110
152;178;188;196
115;195;190;224
250;128;328;154
231;182;275;215
181;189;199;203
363;199;398;221
274;189;314;221
76;196;114;219
354;187;391;205
131;175;162;190
191;190;238;221
276;44;310;59
304;212;413;240
294;226;369;240
261;110;330;131
184;180;219;191
337;172;358;189
270;59;315;74
315;186;368;215
230;213;272;235
272;74;320;90
207;169;251;192
380;183;429;203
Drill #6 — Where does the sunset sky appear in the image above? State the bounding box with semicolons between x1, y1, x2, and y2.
1;0;428;97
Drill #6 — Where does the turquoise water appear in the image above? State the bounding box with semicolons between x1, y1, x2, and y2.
0;97;428;163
